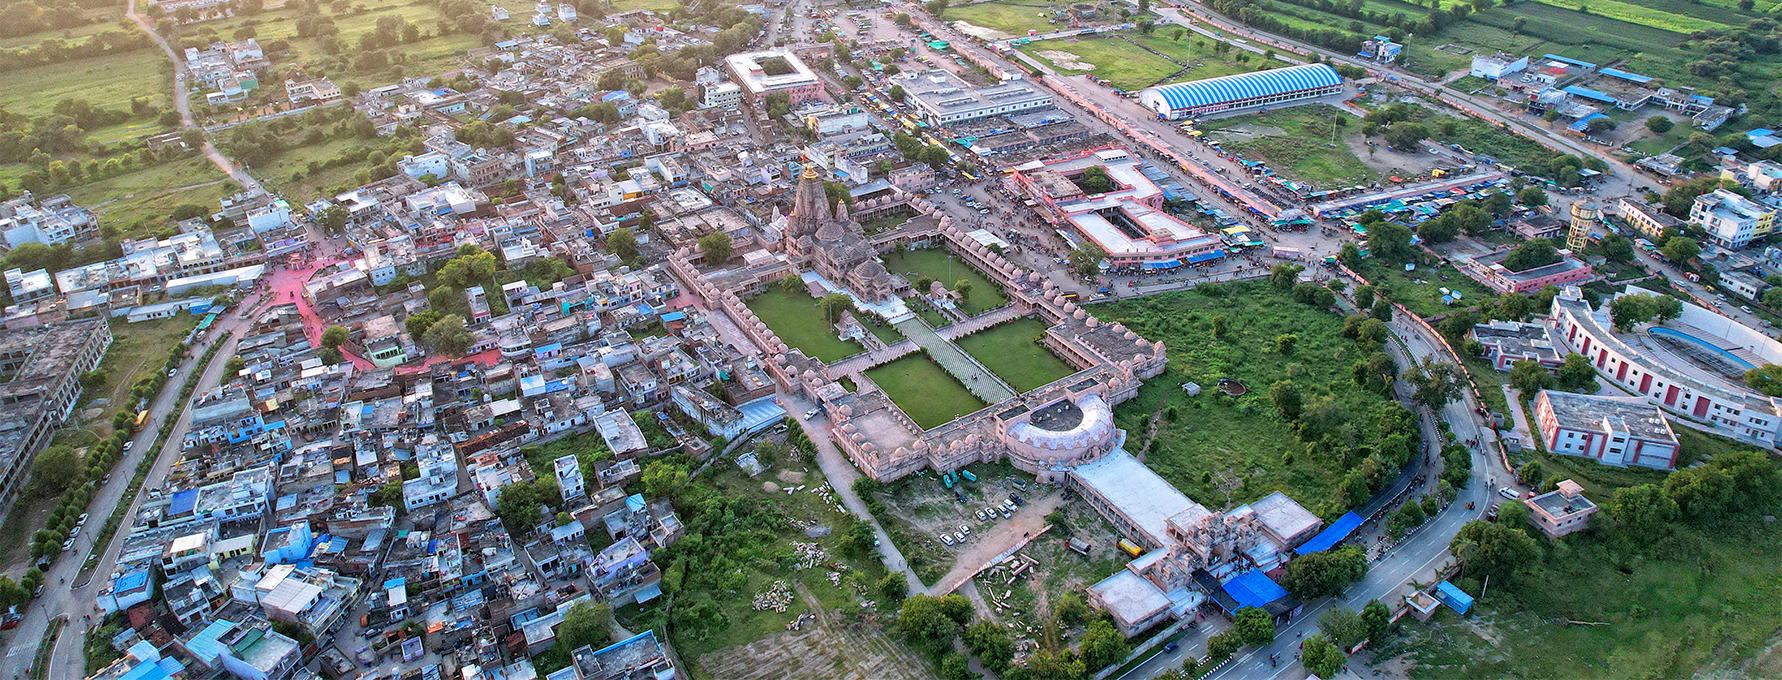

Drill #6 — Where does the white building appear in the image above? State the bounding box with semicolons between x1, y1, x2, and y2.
700;82;743;109
900;69;1053;126
1470;53;1529;80
1691;188;1776;249
554;454;586;500
556;3;576;21
403;434;459;511
1533;389;1680;469
1549;287;1782;446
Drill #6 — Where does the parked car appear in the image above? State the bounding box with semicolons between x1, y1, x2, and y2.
61;539;73;552
1498;486;1520;500
975;510;987;521
959;524;970;535
805;407;822;420
76;513;89;526
954;531;965;543
123;441;133;452
940;533;954;546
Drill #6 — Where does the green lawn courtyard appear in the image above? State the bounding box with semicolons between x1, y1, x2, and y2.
880;248;1006;315
866;353;987;430
943;1;1066;38
745;289;864;363
956;317;1077;393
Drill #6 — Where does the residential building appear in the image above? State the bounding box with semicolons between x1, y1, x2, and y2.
723;49;826;110
1522;479;1598;538
1470;53;1529;80
1691;188;1776;249
1469;319;1563;371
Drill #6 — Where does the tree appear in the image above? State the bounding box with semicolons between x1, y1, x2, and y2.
224;357;247;376
1079;620;1130;670
1276;333;1299;354
1517;186;1547;207
1609;483;1676;535
1450;519;1538;582
1319;607;1368;650
819;292;855;326
494;478;560;534
1662;236;1700;264
321;324;349;349
556;602;615;651
1366;220;1413;262
1516;460;1544;487
1557;353;1597;391
641;460;688;500
879;573;909;602
1382;122;1429;150
607;227;638;261
30;445;81;493
422;315;472;355
1663;463;1735;521
1283;546;1366;600
1503;238;1560;272
1302;634;1347;678
316;205;348;234
924;0;948;16
963;621;1014;672
1353;284;1375;309
1645;116;1674;134
1361;600;1391;641
1078;165;1116;193
1206;631;1242;660
938;653;970;680
1271;263;1304;289
1745;364;1782;397
897;595;962;647
1271;380;1304;420
1508;360;1555;394
1052;592;1089;626
1069;243;1106;278
889;84;906;101
1407;358;1465;411
1234;607;1275;647
1595;233;1635;263
697;231;732;264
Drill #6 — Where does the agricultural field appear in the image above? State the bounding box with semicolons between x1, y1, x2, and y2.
1201;106;1380;187
0;49;169;117
956;317;1077;393
880;248;1006;315
1525;0;1740;33
0;9;131;50
64;156;235;236
864;353;986;429
1131;32;1294;81
1092;283;1402;516
746;289;866;363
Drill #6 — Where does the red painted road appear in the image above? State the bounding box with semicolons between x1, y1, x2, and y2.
263;255;500;373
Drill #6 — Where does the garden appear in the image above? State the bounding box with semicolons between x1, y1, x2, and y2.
880;248;1006;316
746;288;866;363
955;317;1077;393
1092;282;1408;516
864;352;987;430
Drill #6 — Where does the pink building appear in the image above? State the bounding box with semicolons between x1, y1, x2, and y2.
724;50;827;111
1463;248;1597;294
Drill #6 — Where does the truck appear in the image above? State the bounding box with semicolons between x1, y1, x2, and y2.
1117;539;1144;558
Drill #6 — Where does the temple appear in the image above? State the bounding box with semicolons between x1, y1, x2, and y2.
783;166;905;304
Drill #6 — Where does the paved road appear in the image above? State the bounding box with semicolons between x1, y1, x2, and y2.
0;301;251;680
123;0;265;195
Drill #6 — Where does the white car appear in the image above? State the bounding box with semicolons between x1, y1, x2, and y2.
954;531;965;543
940;533;954;546
975;510;987;521
1498;486;1520;500
959;524;970;535
76;513;89;526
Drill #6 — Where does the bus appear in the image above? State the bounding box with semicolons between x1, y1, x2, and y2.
134;410;150;432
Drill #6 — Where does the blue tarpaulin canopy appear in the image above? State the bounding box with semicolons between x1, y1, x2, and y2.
1296;511;1363;555
1222;569;1289;610
1435;580;1474;614
1185;249;1226;264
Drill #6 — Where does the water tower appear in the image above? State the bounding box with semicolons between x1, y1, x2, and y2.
1568;200;1600;253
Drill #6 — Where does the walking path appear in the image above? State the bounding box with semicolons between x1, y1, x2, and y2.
892;317;1017;403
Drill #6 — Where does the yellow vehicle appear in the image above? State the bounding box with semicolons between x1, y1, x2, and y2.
1117;539;1143;557
134;410;150;432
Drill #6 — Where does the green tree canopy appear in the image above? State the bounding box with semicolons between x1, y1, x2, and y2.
698;231;732;264
1234;607;1276;647
1283;546;1366;600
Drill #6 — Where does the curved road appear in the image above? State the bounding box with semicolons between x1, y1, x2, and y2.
123;0;264;195
0;304;253;680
